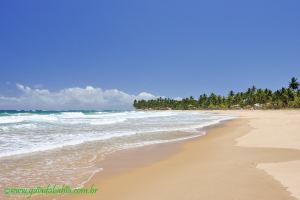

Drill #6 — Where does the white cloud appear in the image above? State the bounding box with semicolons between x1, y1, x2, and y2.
0;84;159;110
174;97;182;101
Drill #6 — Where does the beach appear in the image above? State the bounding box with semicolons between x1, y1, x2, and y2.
2;0;299;199
0;111;232;199
56;110;300;200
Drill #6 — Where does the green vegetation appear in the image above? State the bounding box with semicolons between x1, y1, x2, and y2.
133;77;300;110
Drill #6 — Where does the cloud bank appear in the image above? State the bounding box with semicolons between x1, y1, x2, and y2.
0;84;159;110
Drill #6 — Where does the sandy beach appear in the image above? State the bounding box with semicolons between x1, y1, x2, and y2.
37;110;300;200
2;1;300;199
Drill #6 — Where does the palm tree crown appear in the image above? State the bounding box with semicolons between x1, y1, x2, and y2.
289;77;299;90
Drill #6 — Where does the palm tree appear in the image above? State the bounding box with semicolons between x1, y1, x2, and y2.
289;77;299;90
133;77;299;110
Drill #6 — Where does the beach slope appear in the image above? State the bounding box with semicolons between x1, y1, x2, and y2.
62;110;300;200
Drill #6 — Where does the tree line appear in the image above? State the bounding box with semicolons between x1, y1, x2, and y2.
133;77;300;110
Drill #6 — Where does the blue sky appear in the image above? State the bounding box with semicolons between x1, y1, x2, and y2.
0;0;300;109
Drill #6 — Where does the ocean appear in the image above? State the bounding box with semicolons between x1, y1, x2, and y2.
0;110;234;189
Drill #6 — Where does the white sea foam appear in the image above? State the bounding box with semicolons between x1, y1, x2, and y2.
117;133;206;150
0;114;58;124
0;111;235;158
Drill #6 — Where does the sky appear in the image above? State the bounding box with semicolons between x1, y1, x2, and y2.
0;0;300;109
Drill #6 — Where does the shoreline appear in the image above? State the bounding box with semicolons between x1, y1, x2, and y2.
43;110;300;200
34;119;228;200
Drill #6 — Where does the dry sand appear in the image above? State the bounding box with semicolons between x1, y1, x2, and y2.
37;110;300;200
236;110;300;199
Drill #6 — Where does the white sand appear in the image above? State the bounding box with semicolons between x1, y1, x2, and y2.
236;110;300;150
258;160;300;199
234;110;300;199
